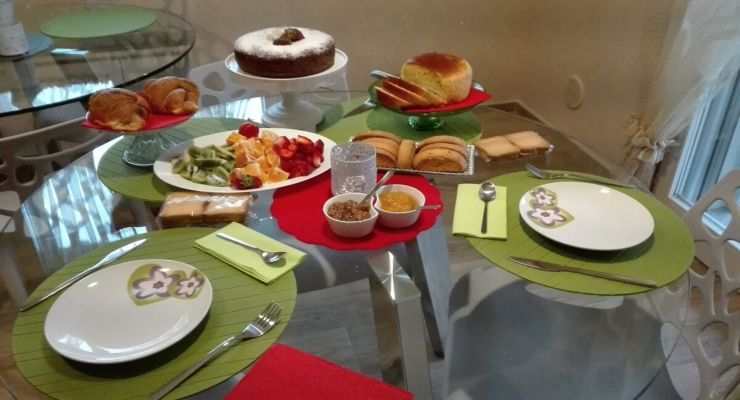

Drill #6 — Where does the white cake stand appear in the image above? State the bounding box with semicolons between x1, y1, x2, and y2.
225;49;348;132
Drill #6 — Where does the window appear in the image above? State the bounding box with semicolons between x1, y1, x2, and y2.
672;69;740;233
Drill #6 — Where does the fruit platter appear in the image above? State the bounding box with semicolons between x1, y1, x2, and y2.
153;123;335;193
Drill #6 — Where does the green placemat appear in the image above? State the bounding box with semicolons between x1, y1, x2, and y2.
12;228;297;400
317;97;482;143
41;8;156;39
97;118;244;203
467;172;695;295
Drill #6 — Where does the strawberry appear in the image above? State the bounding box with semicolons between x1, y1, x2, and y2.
276;146;296;159
229;170;262;189
295;135;315;154
311;153;323;168
238;122;259;138
275;136;289;148
315;139;324;152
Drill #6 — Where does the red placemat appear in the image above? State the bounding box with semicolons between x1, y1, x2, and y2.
83;113;193;133
403;87;491;113
272;172;443;251
226;344;414;400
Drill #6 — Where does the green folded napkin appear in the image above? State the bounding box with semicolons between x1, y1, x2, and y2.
194;222;306;284
453;183;507;239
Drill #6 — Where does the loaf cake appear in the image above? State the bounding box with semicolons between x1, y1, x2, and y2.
401;53;472;103
233;27;335;78
159;192;253;227
88;88;150;132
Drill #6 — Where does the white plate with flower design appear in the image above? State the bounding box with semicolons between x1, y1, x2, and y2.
44;259;212;364
518;181;654;251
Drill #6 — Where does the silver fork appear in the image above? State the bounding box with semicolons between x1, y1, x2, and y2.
526;164;635;188
150;301;282;400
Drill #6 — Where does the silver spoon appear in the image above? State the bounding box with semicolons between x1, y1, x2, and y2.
216;233;286;264
479;182;497;234
360;170;395;205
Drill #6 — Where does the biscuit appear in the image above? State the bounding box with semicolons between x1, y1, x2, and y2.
474;136;520;161
354;130;402;144
413;148;467;173
397;139;416;169
504;130;551;155
203;194;253;224
418;135;467;148
360;137;400;155
419;142;467;158
375;146;397;168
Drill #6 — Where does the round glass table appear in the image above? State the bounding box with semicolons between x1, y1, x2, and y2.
0;93;691;399
0;2;195;117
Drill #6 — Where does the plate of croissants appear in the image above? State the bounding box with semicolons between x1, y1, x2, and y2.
83;76;200;133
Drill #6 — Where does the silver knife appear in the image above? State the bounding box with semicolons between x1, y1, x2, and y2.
19;238;148;311
343;98;375;117
506;256;658;288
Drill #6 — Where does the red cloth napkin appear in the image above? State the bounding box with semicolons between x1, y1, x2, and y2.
402;87;491;114
226;344;414;400
271;172;443;251
82;113;192;132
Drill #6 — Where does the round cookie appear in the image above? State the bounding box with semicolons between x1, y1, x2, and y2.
418;135;467;148
397;139;416;170
354;130;401;144
413;148;467;173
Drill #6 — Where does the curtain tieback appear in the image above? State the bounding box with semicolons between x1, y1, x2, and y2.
626;117;677;165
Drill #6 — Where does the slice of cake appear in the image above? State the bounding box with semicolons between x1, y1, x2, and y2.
401;53;472;103
233;27;335;78
504;131;552;155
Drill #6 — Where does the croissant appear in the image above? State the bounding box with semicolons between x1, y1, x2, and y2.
88;88;150;132
144;77;200;115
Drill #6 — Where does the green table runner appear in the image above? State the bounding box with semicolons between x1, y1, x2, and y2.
12;228;297;400
317;97;482;143
97;118;244;203
41;8;156;39
467;172;694;295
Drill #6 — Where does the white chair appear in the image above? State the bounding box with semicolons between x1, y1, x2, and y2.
0;116;107;225
188;61;255;108
663;169;740;400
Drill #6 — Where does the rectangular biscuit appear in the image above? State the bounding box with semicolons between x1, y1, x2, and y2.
203;194;253;224
158;192;208;227
504;130;551;155
474;136;520;161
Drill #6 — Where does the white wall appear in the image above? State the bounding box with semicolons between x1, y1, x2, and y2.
36;0;668;166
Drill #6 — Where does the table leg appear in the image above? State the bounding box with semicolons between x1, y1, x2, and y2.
404;219;451;357
367;252;432;399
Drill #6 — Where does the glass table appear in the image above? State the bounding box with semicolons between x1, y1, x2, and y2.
0;2;195;117
0;93;690;399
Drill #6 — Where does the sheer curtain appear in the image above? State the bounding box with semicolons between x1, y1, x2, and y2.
625;0;740;187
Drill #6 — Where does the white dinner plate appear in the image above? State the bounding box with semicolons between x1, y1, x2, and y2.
518;181;654;251
153;128;336;193
45;259;212;364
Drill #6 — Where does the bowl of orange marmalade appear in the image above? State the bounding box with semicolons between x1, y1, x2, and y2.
374;184;426;228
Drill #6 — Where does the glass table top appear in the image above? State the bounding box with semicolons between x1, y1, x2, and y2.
0;93;690;399
0;2;195;117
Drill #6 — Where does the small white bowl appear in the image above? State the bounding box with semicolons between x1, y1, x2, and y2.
323;193;378;238
374;184;426;229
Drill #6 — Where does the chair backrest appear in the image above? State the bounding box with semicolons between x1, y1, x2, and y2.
679;169;740;399
0;116;107;221
187;61;255;108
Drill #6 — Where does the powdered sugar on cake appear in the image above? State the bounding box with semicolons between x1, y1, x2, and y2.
234;27;333;60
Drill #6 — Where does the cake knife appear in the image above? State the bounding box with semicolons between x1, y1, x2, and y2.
18;238;148;311
343;98;376;117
